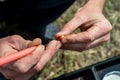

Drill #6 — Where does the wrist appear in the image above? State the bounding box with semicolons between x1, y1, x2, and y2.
85;0;106;12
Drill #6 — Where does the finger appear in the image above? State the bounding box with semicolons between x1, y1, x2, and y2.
34;40;61;72
27;38;42;47
18;38;42;51
56;15;86;36
62;20;112;44
12;45;45;73
8;35;41;50
11;40;61;80
62;33;110;51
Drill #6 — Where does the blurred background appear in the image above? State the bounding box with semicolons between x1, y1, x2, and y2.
31;0;120;80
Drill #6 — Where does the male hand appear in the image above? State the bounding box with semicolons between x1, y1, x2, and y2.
0;35;61;80
56;0;112;51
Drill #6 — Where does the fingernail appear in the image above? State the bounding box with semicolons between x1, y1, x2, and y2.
35;45;44;52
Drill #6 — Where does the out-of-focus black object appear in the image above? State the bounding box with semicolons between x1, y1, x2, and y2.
0;30;7;38
52;55;120;80
0;73;6;80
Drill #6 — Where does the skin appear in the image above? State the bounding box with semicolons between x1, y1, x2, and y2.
0;0;112;80
0;35;61;80
56;0;112;51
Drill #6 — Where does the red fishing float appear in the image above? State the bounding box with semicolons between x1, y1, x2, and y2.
56;35;65;42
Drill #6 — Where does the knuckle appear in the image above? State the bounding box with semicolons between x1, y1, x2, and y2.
102;20;112;32
35;65;42;72
105;25;112;32
18;65;28;73
10;35;22;41
11;35;21;39
48;51;54;57
85;33;94;42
